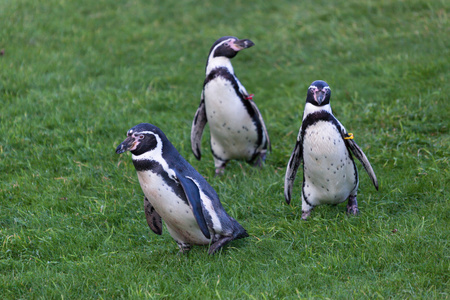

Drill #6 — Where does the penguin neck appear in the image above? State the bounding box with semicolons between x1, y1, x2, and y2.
302;103;333;121
206;56;234;75
131;138;177;181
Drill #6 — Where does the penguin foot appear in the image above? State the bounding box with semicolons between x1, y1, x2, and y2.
250;152;267;168
208;236;234;255
214;160;228;176
346;195;359;215
252;156;264;168
214;166;226;177
301;209;312;220
177;242;192;254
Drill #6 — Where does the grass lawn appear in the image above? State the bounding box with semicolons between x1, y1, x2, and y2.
1;0;448;298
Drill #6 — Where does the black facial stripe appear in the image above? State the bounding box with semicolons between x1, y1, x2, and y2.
208;36;236;53
130;134;158;156
306;80;331;106
306;91;330;106
207;37;237;59
213;43;237;59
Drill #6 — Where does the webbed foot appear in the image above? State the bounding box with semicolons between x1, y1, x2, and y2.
346;195;359;215
177;242;192;254
301;209;313;220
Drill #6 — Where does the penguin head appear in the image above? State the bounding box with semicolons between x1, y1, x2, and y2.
208;36;255;59
306;80;331;106
116;123;165;156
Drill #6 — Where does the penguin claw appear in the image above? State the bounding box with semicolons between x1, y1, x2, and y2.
251;152;266;168
346;205;359;215
301;210;312;220
214;166;226;177
177;242;192;254
347;207;359;216
346;195;359;215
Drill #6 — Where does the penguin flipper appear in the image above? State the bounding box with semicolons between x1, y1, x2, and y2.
284;135;303;204
248;98;271;151
177;175;211;239
144;196;163;235
191;95;207;160
344;135;379;190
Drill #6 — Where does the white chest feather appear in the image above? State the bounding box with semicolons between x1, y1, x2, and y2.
136;171;210;245
302;121;357;205
204;77;258;159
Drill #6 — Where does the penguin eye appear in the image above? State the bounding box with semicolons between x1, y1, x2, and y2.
139;135;145;140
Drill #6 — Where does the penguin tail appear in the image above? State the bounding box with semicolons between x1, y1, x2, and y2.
233;222;249;240
235;227;249;240
227;217;249;240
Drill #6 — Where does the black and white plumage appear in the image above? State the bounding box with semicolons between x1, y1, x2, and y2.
191;36;270;175
284;80;378;220
116;123;248;254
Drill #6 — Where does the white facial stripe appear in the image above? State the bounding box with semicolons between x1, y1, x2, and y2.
133;131;154;135
210;39;233;56
132;132;177;181
309;85;330;91
206;39;235;75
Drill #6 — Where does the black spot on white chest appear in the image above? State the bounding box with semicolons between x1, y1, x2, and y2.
303;121;345;156
302;121;355;183
204;77;244;116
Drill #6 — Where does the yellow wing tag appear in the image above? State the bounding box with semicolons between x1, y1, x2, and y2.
344;133;354;140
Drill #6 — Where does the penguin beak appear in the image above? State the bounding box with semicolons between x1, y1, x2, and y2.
315;90;325;105
116;136;137;154
231;39;255;51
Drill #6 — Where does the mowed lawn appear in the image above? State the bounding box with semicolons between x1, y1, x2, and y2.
0;0;448;298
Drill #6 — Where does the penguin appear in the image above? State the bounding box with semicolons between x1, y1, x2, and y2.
191;36;271;175
116;123;248;254
284;80;378;220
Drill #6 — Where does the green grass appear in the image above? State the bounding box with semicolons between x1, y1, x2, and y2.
1;0;449;298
